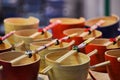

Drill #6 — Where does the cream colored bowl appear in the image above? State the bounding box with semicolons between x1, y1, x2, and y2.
30;40;75;72
45;50;90;80
4;17;39;44
14;29;52;50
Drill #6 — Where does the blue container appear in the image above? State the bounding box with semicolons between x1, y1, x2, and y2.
85;15;120;38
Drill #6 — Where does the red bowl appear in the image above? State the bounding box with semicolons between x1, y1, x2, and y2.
85;38;120;72
105;49;120;80
50;17;85;39
0;51;40;80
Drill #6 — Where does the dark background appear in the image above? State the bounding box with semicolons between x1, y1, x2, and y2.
0;0;120;36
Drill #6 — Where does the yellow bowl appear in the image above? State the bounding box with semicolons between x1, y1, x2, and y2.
14;29;52;50
4;17;39;44
45;50;90;80
30;40;75;72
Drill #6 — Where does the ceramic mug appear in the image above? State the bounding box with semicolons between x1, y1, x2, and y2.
4;17;39;44
50;17;85;39
85;38;120;72
63;28;102;45
14;29;52;50
45;50;90;80
85;15;120;38
0;51;40;80
105;49;120;80
30;40;75;72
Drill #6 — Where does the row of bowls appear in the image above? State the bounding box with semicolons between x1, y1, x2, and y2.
0;15;120;80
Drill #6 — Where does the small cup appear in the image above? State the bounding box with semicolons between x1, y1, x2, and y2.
30;40;75;72
63;28;102;45
50;17;85;39
105;49;120;80
14;29;52;50
85;15;120;38
45;50;90;80
85;38;120;72
0;51;40;80
4;17;39;44
0;41;12;53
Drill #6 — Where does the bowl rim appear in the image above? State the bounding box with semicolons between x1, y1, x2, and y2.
45;51;90;67
50;17;85;25
4;17;40;26
85;15;119;27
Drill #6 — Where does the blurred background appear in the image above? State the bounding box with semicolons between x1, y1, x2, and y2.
0;0;120;36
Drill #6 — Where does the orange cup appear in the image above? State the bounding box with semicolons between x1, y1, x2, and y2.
50;17;85;39
85;38;120;72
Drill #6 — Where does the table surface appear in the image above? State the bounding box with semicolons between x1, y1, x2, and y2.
87;70;110;80
38;70;110;80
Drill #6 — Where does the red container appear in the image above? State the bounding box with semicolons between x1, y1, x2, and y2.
0;51;40;80
64;28;102;53
105;49;120;80
50;17;85;39
85;38;120;72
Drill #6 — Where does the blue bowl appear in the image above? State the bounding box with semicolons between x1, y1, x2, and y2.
85;15;120;38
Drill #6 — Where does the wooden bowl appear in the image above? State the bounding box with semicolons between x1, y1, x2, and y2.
14;29;52;49
45;50;90;80
30;40;75;72
4;17;39;44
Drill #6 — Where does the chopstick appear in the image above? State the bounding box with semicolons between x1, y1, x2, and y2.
0;31;15;44
9;33;78;64
79;20;104;37
103;35;120;46
29;20;61;38
90;57;120;69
